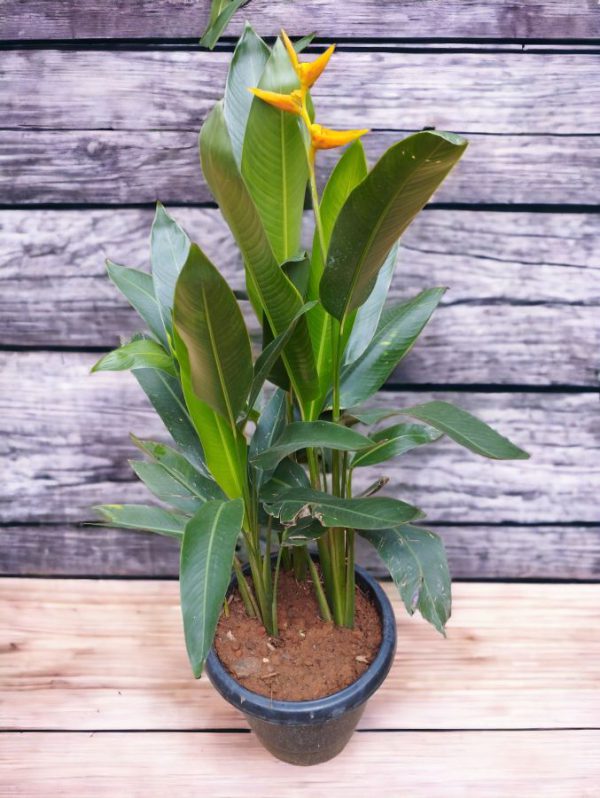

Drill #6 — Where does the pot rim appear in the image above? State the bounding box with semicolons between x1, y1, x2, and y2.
205;563;397;725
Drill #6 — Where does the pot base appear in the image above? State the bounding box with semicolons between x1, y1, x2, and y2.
247;705;366;766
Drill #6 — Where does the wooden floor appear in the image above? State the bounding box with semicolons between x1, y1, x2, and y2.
1;579;598;796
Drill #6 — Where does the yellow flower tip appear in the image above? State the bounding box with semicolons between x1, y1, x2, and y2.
248;87;304;116
281;30;335;89
310;123;369;150
301;44;335;88
280;29;300;71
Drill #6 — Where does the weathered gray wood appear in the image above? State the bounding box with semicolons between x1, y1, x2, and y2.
5;129;598;205
2;1;598;39
2;209;598;386
4;49;600;135
1;352;597;525
1;524;598;580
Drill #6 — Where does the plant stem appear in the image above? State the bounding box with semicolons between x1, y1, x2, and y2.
233;557;258;618
271;538;286;637
307;555;333;623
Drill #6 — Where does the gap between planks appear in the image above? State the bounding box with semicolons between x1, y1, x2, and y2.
2;580;599;733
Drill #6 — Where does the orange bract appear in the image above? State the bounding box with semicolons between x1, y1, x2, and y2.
281;29;335;89
309;123;369;150
248;87;304;116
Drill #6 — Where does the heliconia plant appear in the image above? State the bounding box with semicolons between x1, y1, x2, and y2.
93;26;529;677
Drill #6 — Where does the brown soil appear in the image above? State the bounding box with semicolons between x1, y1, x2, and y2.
214;569;382;701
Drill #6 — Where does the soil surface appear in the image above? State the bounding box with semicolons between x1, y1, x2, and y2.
214;569;382;701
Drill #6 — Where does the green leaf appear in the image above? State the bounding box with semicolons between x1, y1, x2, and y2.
337;287;446;408
391;401;530;460
359;525;451;634
260;458;311;503
241;38;308;263
293;33;316;53
180;499;244;677
173;243;253;425
224;23;270;167
151;203;191;345
344;243;398;365
250;420;373;471
174;330;248;500
264;488;424;529
351;422;443;469
249;389;287;488
133;368;208;475
248;301;317;412
200;101;318;405
131;436;225;502
106;260;167;348
93;504;187;538
306;140;368;419
129;461;204;514
200;0;247;50
91;338;176;375
320;130;468;322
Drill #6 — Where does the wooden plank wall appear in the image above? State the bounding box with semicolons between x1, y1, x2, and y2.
0;2;598;580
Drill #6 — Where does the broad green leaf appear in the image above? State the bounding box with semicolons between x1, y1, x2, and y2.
320;130;468;321
200;101;318;404
306;141;368;420
343;243;398;365
241;38;308;263
249;389;287;488
359;525;451;634
337;287;446;408
180;499;244;677
200;0;247;49
250;420;373;471
131;436;224;501
174;329;248;499
133;367;208;475
130;461;204;514
151;203;191;345
248;301;317;412
173;243;253;425
264;488;424;529
93;504;187;538
106;260;167;348
224;23;270;167
260;458;311;503
91;338;175;376
352;422;442;468
392;401;530;460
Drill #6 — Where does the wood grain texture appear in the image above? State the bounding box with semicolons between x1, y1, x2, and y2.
2;1;599;40
5;49;600;135
2;731;599;797
2;524;598;580
2;208;597;385
0;352;597;525
4;129;599;205
2;580;599;731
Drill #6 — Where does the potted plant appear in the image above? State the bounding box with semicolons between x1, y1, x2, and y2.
92;26;529;765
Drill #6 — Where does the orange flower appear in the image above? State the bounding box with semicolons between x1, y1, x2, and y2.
248;87;304;116
281;29;335;89
309;123;369;150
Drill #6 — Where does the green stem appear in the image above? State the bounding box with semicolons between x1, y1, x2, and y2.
344;529;355;628
307;556;333;623
271;539;287;637
233;557;259;618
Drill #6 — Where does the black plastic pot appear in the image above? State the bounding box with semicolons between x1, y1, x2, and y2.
205;563;397;766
